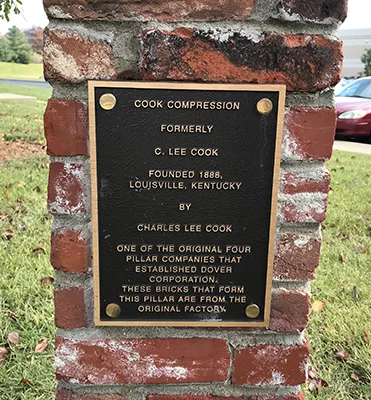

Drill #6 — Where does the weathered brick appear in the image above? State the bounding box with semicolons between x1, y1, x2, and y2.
232;341;309;386
57;389;126;400
48;162;86;215
270;290;311;333
44;0;254;22
51;229;90;273
274;233;321;280
44;29;117;83
280;193;328;224
280;169;331;195
44;99;88;156
282;108;336;161
54;287;88;329
147;394;305;400
141;29;342;92
278;0;347;22
55;337;229;384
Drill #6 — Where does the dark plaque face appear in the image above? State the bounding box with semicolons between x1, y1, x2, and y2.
89;82;285;327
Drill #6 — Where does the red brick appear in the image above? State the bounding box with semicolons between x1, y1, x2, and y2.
57;389;126;400
44;0;254;22
44;29;117;83
44;99;88;156
48;162;86;215
270;290;311;333
147;395;305;400
283;108;336;161
274;233;321;281
278;0;347;22
281;170;330;195
54;287;88;329
55;337;229;384
232;341;309;386
280;195;328;224
141;30;342;92
51;229;90;273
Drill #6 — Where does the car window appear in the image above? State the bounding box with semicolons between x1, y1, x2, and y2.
337;80;371;99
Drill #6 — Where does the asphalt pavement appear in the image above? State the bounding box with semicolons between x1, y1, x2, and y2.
0;78;51;88
333;140;371;155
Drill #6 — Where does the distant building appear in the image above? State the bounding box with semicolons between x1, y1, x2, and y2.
339;29;371;77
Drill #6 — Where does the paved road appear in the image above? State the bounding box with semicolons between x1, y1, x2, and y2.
333;140;371;155
0;78;51;88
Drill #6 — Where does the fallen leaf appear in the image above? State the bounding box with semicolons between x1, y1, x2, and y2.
40;276;54;286
351;373;363;381
359;244;366;253
308;368;316;379
351;156;356;159
7;332;20;344
21;378;32;386
35;339;48;353
364;330;369;344
312;300;325;312
8;311;18;321
339;253;345;263
307;369;328;394
32;247;45;254
4;231;13;240
352;286;359;301
4;183;13;189
0;347;8;358
335;350;350;361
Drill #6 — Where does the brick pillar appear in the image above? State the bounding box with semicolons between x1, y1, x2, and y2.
43;1;346;399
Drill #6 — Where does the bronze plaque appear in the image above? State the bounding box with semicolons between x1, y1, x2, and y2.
89;82;285;327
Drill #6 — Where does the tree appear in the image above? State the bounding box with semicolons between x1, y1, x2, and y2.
361;49;371;77
6;26;33;64
0;0;22;21
24;26;44;55
0;36;13;61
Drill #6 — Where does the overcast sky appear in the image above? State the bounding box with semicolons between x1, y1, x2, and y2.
0;0;370;33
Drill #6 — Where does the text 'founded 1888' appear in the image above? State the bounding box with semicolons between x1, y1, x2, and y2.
89;82;285;327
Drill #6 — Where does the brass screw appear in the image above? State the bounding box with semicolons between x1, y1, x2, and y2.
245;304;260;318
106;303;121;318
99;93;117;110
257;98;273;115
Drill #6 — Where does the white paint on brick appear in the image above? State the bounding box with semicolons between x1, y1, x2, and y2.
202;29;264;43
293;236;311;248
282;129;304;161
48;5;73;19
55;342;79;370
269;371;285;385
44;41;81;81
146;361;191;380
49;163;85;214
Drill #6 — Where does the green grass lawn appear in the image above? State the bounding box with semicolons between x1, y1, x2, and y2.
0;83;52;103
0;62;44;81
0;83;51;144
0;102;46;144
305;150;371;399
0;149;370;399
0;156;55;400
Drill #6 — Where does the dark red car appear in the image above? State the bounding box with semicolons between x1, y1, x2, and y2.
336;77;371;142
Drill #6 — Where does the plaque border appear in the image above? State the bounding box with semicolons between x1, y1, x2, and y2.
88;81;286;327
